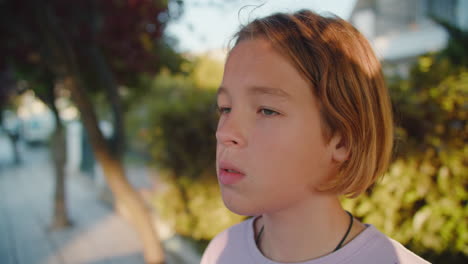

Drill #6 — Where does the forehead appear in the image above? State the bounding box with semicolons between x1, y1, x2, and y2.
220;38;313;100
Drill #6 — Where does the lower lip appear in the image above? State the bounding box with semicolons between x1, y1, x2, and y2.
218;169;245;185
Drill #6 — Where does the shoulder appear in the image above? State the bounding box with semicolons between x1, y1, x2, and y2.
357;225;430;264
200;217;252;264
387;238;431;264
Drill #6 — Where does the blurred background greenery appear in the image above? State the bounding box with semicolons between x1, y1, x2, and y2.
1;1;466;263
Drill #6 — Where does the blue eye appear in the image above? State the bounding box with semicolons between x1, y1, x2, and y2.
259;108;279;116
217;107;231;114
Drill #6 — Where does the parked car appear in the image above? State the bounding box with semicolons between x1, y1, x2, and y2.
22;113;55;145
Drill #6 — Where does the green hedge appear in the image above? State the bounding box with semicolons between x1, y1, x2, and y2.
342;148;467;260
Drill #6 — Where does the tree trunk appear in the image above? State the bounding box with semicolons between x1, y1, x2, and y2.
49;94;71;229
87;45;125;157
33;2;166;263
12;136;20;165
5;131;21;165
50;120;71;228
64;76;166;264
99;153;166;264
36;78;72;230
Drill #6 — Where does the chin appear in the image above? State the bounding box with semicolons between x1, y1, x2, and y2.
220;188;260;216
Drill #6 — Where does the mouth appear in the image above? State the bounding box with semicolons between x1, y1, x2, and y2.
222;168;242;174
218;161;246;185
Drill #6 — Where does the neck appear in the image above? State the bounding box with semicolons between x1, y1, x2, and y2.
255;194;365;263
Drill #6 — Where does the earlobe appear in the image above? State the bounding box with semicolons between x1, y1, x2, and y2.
331;134;349;163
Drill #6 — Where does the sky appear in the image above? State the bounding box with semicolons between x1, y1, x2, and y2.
166;0;357;54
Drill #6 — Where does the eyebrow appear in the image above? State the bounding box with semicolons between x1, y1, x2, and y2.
217;85;291;99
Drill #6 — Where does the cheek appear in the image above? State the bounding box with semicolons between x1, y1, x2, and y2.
215;143;224;169
251;119;330;185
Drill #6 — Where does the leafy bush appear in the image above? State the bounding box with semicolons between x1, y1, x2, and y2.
342;149;467;260
359;24;468;261
342;54;467;262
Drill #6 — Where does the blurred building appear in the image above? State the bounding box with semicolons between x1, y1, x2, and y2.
350;0;468;76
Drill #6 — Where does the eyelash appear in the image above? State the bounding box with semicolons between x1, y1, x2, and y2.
259;108;280;116
217;107;231;115
216;106;280;117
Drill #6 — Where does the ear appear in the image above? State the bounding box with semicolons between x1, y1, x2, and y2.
329;133;349;163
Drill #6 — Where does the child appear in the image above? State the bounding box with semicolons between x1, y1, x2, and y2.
202;10;429;264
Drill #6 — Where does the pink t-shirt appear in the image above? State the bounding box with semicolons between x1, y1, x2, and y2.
201;216;430;264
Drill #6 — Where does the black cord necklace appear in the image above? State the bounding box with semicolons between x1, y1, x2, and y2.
255;211;354;253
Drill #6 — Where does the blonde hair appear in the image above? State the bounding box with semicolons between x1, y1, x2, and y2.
232;10;394;197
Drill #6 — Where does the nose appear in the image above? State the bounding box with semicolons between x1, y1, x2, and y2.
216;114;247;148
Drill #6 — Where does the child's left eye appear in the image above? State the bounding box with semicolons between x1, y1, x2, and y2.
259;108;280;116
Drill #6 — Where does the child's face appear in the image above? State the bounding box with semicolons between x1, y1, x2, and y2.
216;38;341;216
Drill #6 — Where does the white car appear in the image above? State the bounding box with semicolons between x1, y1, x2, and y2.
22;114;55;145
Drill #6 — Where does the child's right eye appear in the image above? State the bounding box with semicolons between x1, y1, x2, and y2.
217;107;231;115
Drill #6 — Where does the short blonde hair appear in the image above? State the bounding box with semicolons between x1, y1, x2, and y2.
232;10;394;197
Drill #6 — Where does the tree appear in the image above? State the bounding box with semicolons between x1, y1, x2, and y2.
17;64;73;228
0;0;185;263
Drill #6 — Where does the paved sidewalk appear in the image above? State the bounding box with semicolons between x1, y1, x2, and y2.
0;145;200;264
